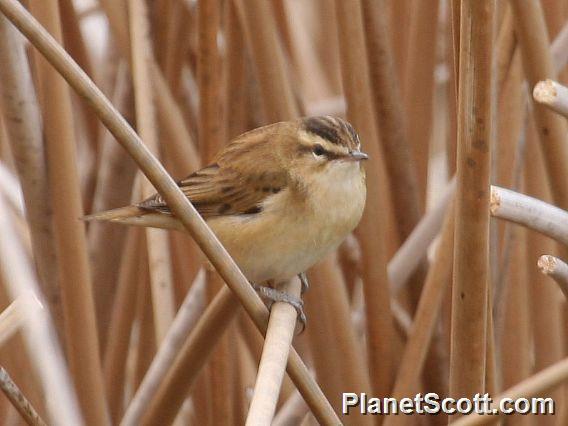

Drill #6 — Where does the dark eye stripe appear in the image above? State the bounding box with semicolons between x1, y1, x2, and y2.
298;143;344;161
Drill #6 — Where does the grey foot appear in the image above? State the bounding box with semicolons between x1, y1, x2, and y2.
251;283;307;333
298;272;309;294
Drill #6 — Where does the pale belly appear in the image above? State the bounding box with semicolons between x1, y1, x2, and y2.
207;214;340;283
206;173;365;284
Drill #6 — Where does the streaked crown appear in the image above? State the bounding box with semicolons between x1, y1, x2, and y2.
300;116;361;151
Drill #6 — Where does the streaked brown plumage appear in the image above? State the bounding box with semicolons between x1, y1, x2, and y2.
86;116;367;285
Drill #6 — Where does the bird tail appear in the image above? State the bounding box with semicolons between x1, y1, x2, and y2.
83;205;183;231
83;205;145;222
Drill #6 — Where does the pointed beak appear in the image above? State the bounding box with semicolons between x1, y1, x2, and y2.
349;150;369;161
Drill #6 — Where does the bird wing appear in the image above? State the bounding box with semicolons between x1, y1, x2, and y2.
138;122;296;219
137;160;288;220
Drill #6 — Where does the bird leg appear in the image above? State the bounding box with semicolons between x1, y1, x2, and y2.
251;282;307;333
298;272;310;294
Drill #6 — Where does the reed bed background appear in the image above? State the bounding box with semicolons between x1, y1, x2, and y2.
0;0;567;425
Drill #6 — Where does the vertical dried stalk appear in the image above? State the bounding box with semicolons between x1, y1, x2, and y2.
162;1;187;88
89;63;136;350
361;0;429;322
541;0;567;39
361;0;423;237
384;206;454;426
198;0;222;161
26;1;109;422
403;0;440;197
450;0;494;402
223;0;248;140
98;0;130;59
205;273;234;426
0;15;61;338
500;227;532;426
133;267;156;390
151;61;201;174
103;229;142;422
128;0;175;342
306;257;373;425
233;0;299;121
524;123;564;426
388;0;410;77
152;0;171;64
510;0;568;209
196;2;232;421
59;0;99;153
334;0;395;396
446;15;458;176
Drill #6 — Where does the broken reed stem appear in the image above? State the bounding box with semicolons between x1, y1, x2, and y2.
450;0;494;402
0;1;339;423
26;0;109;422
533;79;568;118
0;13;61;343
246;278;301;426
510;0;568;209
537;255;568;298
121;269;206;425
490;185;568;246
334;0;395;397
453;356;568;425
0;367;47;426
128;0;175;343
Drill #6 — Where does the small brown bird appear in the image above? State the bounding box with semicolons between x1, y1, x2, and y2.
86;116;367;320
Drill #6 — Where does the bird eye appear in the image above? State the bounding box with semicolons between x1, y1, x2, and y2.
312;144;325;156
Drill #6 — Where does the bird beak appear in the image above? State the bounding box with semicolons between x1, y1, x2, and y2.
349;150;369;161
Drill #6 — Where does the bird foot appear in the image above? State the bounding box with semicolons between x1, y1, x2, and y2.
251;283;307;333
298;272;309;294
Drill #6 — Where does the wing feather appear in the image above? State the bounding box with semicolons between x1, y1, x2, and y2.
137;132;290;219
